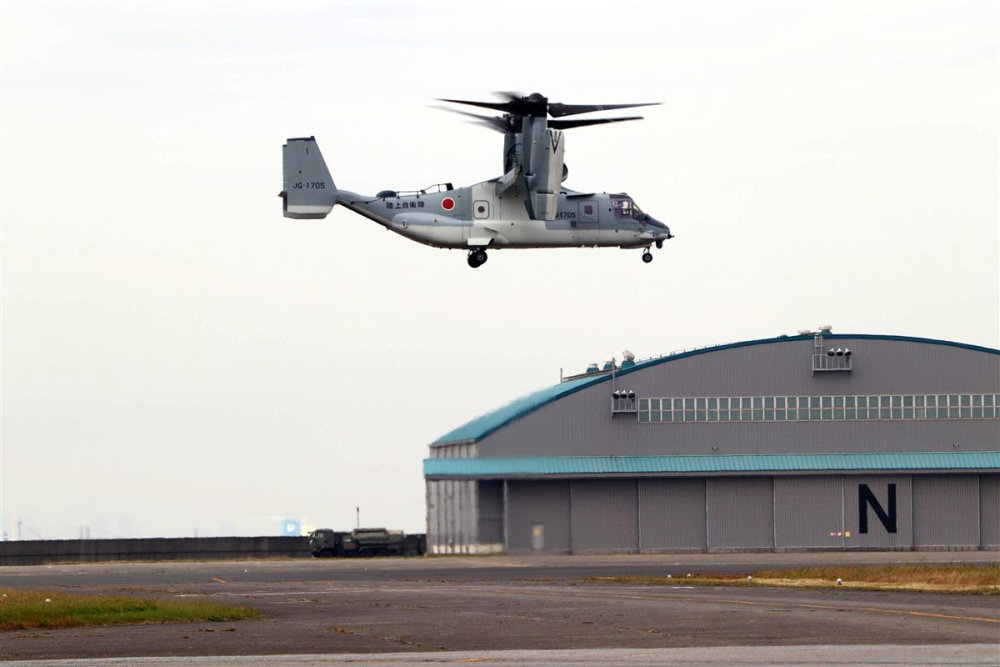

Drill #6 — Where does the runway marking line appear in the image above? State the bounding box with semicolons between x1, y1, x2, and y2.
496;587;1000;625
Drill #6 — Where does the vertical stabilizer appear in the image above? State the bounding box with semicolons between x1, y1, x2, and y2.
281;137;338;219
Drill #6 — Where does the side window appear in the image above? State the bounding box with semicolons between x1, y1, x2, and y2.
579;200;598;223
473;200;490;219
611;197;633;220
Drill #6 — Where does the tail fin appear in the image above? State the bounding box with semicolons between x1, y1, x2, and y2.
281;137;338;219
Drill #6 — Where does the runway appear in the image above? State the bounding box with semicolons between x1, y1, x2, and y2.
8;645;1000;666
2;553;997;663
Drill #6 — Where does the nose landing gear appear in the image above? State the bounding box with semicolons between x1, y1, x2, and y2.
642;248;654;264
467;248;488;268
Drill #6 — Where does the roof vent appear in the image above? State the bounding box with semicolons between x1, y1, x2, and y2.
602;359;616;371
797;329;812;335
819;324;833;333
585;363;600;374
622;349;635;361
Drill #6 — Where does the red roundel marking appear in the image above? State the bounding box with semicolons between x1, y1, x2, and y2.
441;197;455;211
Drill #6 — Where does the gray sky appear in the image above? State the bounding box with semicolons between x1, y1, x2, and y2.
2;0;997;538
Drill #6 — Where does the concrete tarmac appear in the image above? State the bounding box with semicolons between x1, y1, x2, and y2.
7;645;1000;666
2;553;998;663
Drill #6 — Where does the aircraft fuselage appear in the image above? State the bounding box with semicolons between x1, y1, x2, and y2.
337;180;672;251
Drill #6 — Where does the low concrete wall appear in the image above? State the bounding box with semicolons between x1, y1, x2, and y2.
0;536;311;566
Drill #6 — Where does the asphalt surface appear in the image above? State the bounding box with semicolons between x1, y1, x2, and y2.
2;553;998;663
7;645;1000;666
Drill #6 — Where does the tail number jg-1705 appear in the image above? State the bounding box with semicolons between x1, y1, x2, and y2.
292;182;326;189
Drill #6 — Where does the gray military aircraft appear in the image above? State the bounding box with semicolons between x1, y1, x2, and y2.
281;92;673;268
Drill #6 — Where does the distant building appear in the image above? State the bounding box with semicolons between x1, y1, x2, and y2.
424;331;1000;554
281;519;301;537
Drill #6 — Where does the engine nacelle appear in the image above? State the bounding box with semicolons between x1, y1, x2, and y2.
523;121;565;221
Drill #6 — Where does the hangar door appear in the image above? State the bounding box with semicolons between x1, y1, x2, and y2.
707;478;774;550
570;480;638;554
639;479;707;552
843;475;912;549
506;481;571;553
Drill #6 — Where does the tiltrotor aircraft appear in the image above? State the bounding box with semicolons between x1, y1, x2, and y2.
280;92;673;268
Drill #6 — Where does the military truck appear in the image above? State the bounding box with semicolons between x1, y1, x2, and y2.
309;528;425;557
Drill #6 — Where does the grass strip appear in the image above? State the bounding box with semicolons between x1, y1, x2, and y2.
586;563;1000;594
0;589;260;631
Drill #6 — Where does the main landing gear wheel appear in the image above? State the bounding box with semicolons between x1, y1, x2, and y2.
468;249;488;268
642;250;654;264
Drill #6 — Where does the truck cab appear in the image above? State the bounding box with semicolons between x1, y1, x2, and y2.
308;529;345;557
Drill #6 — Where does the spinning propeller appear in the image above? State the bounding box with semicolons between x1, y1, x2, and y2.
434;91;659;132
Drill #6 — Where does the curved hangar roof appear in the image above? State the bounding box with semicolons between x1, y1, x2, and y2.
433;333;999;446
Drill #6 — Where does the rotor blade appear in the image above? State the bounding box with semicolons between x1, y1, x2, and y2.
436;98;520;114
549;116;645;129
438;94;548;117
492;90;524;102
430;105;511;133
546;102;661;118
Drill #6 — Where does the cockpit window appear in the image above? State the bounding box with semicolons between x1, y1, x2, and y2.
611;196;633;220
613;196;647;221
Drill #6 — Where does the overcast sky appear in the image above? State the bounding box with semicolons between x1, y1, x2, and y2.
2;0;997;539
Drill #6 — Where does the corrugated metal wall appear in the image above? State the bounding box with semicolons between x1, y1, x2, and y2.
706;478;774;551
477;338;999;458
426;479;478;554
912;475;979;548
427;442;482;553
506;481;571;553
843;475;912;549
774;476;844;549
477;481;504;550
638;479;706;552
979;475;1000;549
430;442;477;459
432;474;997;553
570;480;638;554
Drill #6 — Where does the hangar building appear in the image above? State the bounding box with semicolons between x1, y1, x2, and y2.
424;330;1000;554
